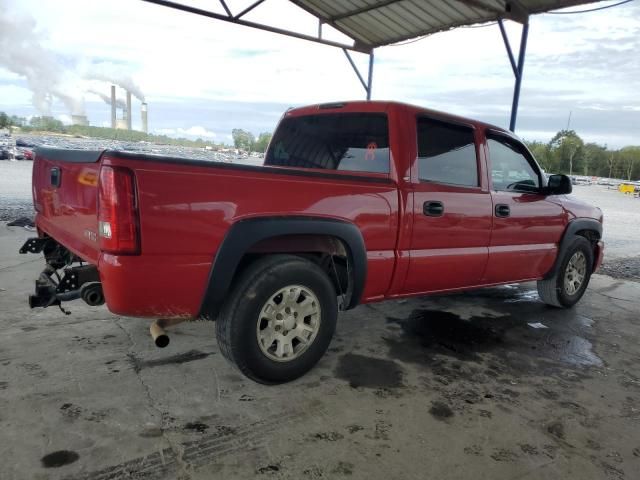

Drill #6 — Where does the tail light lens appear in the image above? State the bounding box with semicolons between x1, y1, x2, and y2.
98;166;140;254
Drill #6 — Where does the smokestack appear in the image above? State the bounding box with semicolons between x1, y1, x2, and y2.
141;103;148;134
126;90;132;130
110;85;116;129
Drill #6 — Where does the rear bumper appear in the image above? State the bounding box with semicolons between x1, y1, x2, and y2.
98;253;211;319
593;240;604;273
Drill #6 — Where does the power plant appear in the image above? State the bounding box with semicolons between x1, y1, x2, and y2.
64;85;148;131
108;85;147;132
141;102;148;134
71;114;89;126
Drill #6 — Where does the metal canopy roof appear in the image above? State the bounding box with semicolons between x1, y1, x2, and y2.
140;0;607;131
289;0;601;50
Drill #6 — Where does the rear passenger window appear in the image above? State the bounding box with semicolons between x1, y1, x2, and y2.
265;113;389;173
417;118;478;187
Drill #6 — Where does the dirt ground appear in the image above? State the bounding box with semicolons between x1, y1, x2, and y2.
1;223;640;480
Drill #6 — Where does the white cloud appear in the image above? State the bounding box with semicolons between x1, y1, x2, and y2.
157;125;218;139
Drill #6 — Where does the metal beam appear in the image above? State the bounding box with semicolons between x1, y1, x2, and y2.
218;0;232;17
498;19;517;76
140;0;371;53
234;0;266;19
343;49;368;92
455;0;504;16
367;51;374;101
331;0;400;21
456;0;529;23
342;49;375;100
509;23;529;131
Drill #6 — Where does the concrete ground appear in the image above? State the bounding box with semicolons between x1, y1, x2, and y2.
1;224;640;480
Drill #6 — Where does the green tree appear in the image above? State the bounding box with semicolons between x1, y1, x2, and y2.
525;140;552;172
0;111;9;128
29;116;65;132
254;132;272;153
619;146;640;181
549;130;584;175
582;143;608;177
10;115;26;127
232;128;255;151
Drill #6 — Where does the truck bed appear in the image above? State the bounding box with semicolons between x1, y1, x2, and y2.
33;147;399;318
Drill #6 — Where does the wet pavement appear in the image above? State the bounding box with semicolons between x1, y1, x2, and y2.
1;224;640;480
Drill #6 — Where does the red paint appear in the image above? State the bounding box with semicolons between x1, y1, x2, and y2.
32;101;604;319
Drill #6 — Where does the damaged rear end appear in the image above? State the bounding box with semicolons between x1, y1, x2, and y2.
21;147;139;314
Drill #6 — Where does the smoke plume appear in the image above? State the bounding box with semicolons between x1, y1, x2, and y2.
0;0;144;118
87;63;146;103
88;89;126;109
0;0;85;115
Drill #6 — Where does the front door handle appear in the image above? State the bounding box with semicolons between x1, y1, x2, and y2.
495;204;510;217
423;201;444;217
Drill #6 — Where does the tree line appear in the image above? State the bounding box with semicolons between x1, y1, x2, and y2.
1;112;276;152
231;129;272;153
5;112;635;177
0;113;218;149
525;130;639;181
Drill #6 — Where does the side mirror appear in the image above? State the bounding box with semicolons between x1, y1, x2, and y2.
545;174;572;195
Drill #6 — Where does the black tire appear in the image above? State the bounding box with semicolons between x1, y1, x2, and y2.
215;254;338;384
537;236;594;308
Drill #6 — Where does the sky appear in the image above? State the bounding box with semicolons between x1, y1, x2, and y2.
0;0;638;147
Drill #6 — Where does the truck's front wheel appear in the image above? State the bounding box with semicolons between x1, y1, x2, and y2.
537;236;594;308
215;255;338;383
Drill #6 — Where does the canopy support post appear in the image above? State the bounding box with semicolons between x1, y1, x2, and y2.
343;49;375;100
498;19;529;132
366;50;374;100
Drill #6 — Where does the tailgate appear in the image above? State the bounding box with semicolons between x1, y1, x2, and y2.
33;147;104;263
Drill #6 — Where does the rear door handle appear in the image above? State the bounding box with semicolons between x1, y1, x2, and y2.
423;201;444;217
495;204;510;217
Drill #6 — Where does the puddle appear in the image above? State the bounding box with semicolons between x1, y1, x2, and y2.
335;353;404;389
384;306;603;370
385;310;511;362
41;450;79;468
466;285;540;303
504;290;540;303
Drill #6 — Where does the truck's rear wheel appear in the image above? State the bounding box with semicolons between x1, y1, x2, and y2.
537;236;594;308
215;255;338;383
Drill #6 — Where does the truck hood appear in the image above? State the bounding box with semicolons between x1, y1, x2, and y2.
549;194;603;223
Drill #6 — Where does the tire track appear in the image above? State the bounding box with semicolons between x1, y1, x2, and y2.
63;409;308;480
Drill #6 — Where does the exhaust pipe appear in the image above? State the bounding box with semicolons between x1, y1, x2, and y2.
80;282;104;306
149;318;186;348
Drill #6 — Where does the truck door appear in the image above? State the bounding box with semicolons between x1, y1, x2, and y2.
483;132;565;283
403;117;492;294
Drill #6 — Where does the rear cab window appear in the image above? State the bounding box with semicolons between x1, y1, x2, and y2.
487;134;541;193
264;113;389;174
416;117;479;187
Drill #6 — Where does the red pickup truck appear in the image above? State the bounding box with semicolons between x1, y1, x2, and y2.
21;101;604;383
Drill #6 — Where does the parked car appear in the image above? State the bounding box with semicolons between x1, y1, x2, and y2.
15;138;38;148
20;101;604;383
571;176;592;186
18;148;34;160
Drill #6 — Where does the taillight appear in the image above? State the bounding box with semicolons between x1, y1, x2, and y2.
98;166;140;254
